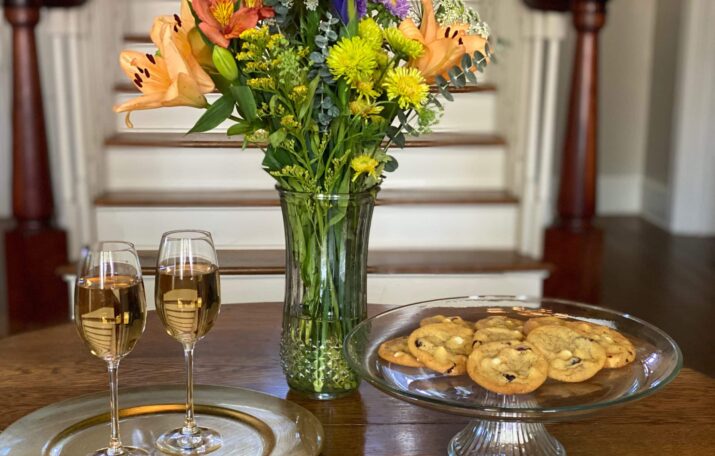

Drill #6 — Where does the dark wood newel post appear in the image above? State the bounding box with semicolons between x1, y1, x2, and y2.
3;0;71;333
543;0;607;302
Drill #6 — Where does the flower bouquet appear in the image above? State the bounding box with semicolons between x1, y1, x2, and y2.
115;0;492;399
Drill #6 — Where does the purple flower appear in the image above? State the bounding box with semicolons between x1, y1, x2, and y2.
332;0;367;23
376;0;410;19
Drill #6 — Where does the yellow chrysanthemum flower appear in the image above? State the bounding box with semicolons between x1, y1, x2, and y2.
356;80;380;99
351;154;380;182
359;18;383;50
384;27;424;60
326;37;378;86
383;67;429;110
350;99;384;120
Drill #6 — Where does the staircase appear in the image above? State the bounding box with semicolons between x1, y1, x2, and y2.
61;0;551;308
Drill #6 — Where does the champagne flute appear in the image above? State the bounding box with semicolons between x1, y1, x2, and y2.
75;241;148;456
154;230;222;454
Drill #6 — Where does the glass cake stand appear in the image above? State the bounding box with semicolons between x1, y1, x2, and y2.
344;296;682;456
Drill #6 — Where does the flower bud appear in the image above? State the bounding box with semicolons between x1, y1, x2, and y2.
212;46;238;81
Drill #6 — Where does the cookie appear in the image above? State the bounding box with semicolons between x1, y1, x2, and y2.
407;323;474;376
467;341;548;394
378;336;424;368
523;316;570;335
472;326;524;349
526;325;606;382
567;321;636;368
420;315;473;329
475;316;524;332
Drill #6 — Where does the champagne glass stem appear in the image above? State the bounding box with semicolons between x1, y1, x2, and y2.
107;361;123;455
182;344;198;436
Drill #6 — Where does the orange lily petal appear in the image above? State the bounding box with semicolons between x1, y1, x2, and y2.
398;19;425;45
118;50;170;94
192;0;222;30
162;72;209;109
226;8;259;39
199;22;230;47
420;0;439;41
113;92;165;113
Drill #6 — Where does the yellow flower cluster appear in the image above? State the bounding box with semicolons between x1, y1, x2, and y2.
248;77;276;91
351;155;379;182
326;36;378;87
383;67;429;110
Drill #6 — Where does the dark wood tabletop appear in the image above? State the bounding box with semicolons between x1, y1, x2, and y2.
1;304;713;455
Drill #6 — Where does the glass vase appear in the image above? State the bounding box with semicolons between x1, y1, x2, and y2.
278;187;378;400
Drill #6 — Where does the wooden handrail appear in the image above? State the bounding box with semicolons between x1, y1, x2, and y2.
543;0;608;302
2;0;80;333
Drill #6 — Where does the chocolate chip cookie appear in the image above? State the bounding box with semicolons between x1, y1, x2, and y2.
567;321;636;368
378;336;424;368
408;323;474;376
526;325;607;382
467;341;548;394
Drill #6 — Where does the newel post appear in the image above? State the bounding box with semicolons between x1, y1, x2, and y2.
3;0;69;333
543;0;607;302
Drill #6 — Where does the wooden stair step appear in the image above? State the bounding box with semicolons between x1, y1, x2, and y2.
93;189;519;208
105;131;507;149
58;250;549;277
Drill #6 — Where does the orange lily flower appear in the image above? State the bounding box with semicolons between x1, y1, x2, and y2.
398;0;488;84
193;0;274;48
113;7;215;122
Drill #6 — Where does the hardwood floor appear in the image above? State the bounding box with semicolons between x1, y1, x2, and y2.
597;217;715;376
0;217;712;377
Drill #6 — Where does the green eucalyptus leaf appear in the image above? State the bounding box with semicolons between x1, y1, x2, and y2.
384;155;399;172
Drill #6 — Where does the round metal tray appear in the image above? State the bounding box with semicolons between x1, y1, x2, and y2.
0;384;323;456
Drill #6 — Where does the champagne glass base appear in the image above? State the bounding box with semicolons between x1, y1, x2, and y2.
88;446;149;456
155;427;222;455
448;420;566;456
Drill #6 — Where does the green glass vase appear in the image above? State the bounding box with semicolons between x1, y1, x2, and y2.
278;187;378;400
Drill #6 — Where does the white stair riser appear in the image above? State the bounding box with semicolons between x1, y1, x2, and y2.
105;145;507;191
126;1;179;36
114;91;496;134
95;205;518;250
64;272;546;311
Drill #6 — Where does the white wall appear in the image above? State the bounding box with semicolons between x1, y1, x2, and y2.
0;8;11;219
597;0;657;215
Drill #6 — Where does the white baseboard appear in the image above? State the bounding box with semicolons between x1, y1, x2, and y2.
641;178;671;230
597;174;643;215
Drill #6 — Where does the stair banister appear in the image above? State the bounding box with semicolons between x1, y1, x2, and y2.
526;0;607;302
3;0;87;333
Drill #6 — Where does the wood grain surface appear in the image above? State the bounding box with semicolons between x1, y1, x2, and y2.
0;304;712;455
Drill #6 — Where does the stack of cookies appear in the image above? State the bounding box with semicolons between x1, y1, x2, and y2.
377;314;636;395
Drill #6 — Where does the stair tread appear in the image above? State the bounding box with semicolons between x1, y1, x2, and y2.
58;249;549;276
105;131;507;149
94;189;519;207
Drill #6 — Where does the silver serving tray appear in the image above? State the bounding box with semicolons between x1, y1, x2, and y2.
0;385;323;456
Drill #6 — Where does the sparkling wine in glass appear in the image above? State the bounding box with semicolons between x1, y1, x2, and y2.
155;230;222;454
75;241;148;456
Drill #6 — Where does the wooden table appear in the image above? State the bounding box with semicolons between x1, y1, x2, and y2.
1;304;713;455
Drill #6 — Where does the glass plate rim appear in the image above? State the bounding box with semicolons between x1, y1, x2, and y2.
346;295;684;416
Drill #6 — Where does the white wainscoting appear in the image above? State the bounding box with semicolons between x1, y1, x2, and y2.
597;174;644;215
642;178;671;230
